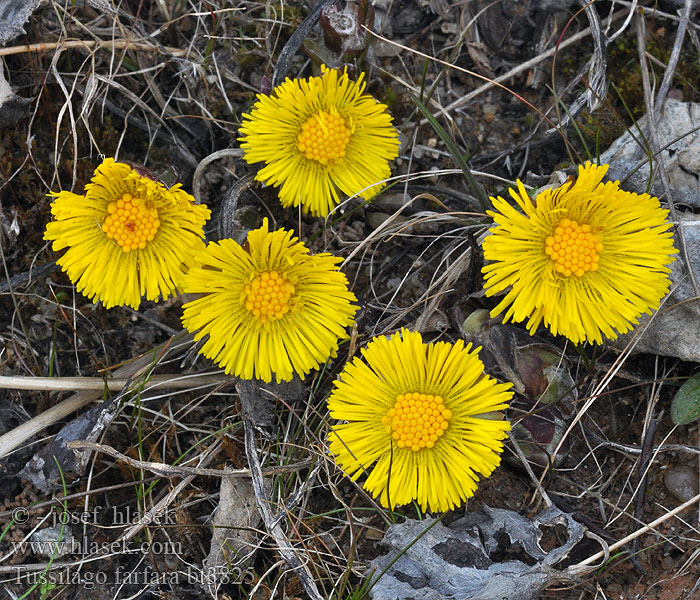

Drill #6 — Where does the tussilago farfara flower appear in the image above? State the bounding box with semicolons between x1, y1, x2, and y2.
482;162;678;345
44;158;210;309
328;329;512;513
238;65;399;217
180;219;358;383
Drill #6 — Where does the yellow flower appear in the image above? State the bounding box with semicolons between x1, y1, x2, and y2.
482;162;678;344
238;66;399;217
328;329;512;513
181;219;358;383
44;158;210;309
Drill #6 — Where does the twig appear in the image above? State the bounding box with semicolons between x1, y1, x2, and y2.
0;477;159;523
612;0;700;30
364;9;628;123
584;428;700;456
549;492;616;543
654;0;696;115
635;13;698;298
0;261;57;293
364;28;555;129
0;39;187;58
0;390;91;460
545;294;672;482
630;416;659;570
549;0;609;134
270;458;324;530
112;442;222;548
570;490;700;572
66;440;240;478
244;419;324;600
0;373;227;392
192;148;244;205
0;332;195;459
66;440;312;478
512;435;553;509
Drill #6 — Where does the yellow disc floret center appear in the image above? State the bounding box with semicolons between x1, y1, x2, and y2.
381;392;452;452
296;110;351;165
244;270;295;323
544;217;603;277
102;193;160;253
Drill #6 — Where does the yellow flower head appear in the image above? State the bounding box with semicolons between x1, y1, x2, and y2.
181;219;358;383
238;66;399;218
482;162;678;344
328;329;512;513
44;158;211;309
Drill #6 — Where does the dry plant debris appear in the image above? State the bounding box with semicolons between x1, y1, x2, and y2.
1;1;700;600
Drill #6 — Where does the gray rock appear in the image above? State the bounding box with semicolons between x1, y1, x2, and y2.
600;100;700;209
611;213;700;362
663;465;699;503
30;525;74;559
0;0;45;46
20;393;119;492
368;505;584;600
0;65;30;129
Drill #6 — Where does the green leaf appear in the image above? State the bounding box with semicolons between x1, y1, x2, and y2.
408;92;490;212
671;373;700;425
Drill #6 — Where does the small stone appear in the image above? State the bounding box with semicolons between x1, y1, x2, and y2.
662;555;675;570
372;38;402;57
663;466;699;503
606;583;623;596
31;525;74;559
482;103;498;124
367;212;412;233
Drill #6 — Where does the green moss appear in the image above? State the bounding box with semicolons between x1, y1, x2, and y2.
382;85;398;111
92;115;121;154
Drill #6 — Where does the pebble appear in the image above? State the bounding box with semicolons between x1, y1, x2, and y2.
606;583;623;596
31;525;74;559
663;466;699;502
367;212;412;233
482;103;498;123
373;39;403;57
